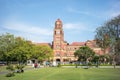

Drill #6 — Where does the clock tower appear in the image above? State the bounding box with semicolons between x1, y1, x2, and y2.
53;19;64;63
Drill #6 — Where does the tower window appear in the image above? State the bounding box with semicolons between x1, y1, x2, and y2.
56;45;60;49
56;53;60;56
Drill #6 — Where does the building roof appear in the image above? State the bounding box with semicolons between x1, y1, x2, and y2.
70;42;85;46
86;40;96;48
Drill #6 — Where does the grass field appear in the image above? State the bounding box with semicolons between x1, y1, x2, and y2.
0;67;120;80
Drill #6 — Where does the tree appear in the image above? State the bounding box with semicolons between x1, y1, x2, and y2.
0;33;33;65
92;54;111;67
31;45;53;63
0;33;16;64
74;46;95;67
95;15;120;54
92;55;100;67
8;37;34;65
0;33;53;66
95;28;110;54
95;15;120;66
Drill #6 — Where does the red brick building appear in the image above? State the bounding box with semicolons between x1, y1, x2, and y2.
52;19;106;63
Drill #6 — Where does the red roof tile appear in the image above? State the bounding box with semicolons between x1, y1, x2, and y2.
70;42;85;46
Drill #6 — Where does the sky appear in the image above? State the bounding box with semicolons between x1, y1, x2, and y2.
0;0;120;44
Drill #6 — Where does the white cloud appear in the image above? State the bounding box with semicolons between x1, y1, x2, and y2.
63;23;84;29
16;32;52;43
2;21;53;42
4;22;52;36
110;11;120;17
63;23;94;32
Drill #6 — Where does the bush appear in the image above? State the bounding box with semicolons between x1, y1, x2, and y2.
88;62;92;66
57;63;61;67
16;65;24;70
6;72;15;77
6;65;15;71
6;65;15;77
15;64;25;73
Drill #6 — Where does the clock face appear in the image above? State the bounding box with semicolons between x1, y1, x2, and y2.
56;30;60;34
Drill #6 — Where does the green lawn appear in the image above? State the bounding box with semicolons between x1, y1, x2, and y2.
0;68;120;80
0;66;7;72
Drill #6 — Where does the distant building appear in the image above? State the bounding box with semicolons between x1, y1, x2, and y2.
35;19;108;63
52;19;106;63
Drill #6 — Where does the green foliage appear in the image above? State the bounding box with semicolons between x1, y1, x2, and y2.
57;63;61;67
0;33;34;65
95;29;110;53
16;65;25;70
6;65;15;71
88;62;92;66
6;72;15;77
15;64;25;73
93;55;99;62
31;45;53;62
74;46;95;63
95;15;120;67
9;37;33;64
0;33;16;62
95;15;120;54
0;33;53;66
6;64;15;77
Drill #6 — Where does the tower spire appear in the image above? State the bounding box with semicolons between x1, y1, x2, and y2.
55;18;62;29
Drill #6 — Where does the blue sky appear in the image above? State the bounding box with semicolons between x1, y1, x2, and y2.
0;0;120;43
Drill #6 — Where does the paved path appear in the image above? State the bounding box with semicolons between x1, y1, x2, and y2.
62;66;120;68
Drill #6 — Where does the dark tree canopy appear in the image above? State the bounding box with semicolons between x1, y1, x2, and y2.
74;46;95;63
95;15;120;54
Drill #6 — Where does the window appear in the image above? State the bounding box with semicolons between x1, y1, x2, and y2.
56;45;60;49
56;53;60;56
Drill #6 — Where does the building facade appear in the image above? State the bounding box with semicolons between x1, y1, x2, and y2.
52;19;105;63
